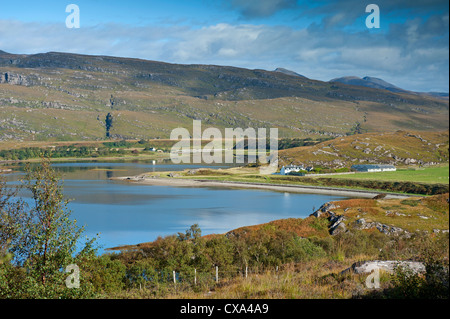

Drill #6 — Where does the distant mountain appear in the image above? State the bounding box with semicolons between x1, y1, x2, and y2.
329;75;449;99
421;92;449;100
329;76;406;93
274;68;306;78
0;50;448;141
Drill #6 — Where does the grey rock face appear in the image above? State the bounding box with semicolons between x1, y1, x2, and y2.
311;202;412;237
330;220;347;235
344;260;426;275
0;72;32;86
355;218;410;237
311;203;337;218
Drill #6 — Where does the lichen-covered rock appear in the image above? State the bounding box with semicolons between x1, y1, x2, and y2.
311;202;337;218
330;220;347;235
355;218;410;237
343;260;426;275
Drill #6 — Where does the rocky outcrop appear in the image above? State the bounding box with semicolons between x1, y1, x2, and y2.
342;260;426;275
329;215;347;235
311;203;348;235
0;71;45;86
355;218;411;237
311;202;338;218
311;202;410;237
0;72;29;86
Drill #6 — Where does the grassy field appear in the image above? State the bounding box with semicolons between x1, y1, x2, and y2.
279;130;449;169
143;164;449;195
321;165;449;184
164;164;450;186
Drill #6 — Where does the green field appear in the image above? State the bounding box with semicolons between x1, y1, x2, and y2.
325;165;449;184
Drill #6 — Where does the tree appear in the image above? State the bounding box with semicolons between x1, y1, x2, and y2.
0;157;98;298
105;113;113;138
0;178;28;264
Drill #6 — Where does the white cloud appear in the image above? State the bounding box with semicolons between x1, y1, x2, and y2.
0;18;448;92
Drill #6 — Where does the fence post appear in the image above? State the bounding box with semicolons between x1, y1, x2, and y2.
173;270;176;285
245;266;248;279
216;266;219;283
194;268;197;286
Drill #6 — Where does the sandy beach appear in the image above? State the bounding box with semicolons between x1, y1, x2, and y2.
112;175;415;199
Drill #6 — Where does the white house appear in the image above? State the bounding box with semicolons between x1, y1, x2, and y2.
280;165;305;175
351;164;396;172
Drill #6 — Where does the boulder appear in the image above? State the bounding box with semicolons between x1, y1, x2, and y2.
343;260;426;275
372;193;387;200
355;218;409;237
330;221;347;235
311;202;337;218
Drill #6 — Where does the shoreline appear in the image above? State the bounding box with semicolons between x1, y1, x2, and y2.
112;175;415;199
0;154;170;165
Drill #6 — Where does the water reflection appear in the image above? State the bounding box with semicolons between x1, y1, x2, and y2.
2;160;348;253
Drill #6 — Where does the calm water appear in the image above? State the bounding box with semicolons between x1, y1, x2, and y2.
2;160;348;254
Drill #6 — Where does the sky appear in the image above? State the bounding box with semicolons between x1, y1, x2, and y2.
0;0;448;92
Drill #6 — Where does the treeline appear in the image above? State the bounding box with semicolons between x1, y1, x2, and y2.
0;146;126;161
234;137;332;151
0;137;335;161
0;140;167;161
278;137;333;150
117;223;329;287
306;177;450;195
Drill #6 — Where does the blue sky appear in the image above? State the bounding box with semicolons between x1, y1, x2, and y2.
0;0;448;92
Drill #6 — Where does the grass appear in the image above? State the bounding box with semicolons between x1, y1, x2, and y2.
146;164;449;196
105;257;376;299
331;193;450;233
182;260;369;299
279;130;449;169
323;165;449;184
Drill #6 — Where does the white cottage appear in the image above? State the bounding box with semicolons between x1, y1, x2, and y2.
280;165;305;175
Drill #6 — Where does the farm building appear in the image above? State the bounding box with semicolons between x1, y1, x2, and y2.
280;165;305;175
351;164;397;172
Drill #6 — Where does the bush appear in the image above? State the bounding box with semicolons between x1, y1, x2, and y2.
84;254;127;294
332;230;388;258
384;261;449;299
287;237;326;262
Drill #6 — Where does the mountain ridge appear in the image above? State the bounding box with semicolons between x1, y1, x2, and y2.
0;50;448;141
330;75;449;99
274;67;307;78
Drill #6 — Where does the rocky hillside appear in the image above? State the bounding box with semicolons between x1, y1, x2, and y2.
224;193;449;241
311;193;449;237
0;50;448;142
279;130;449;168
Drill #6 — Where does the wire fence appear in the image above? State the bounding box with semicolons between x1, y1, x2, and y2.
130;265;286;290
